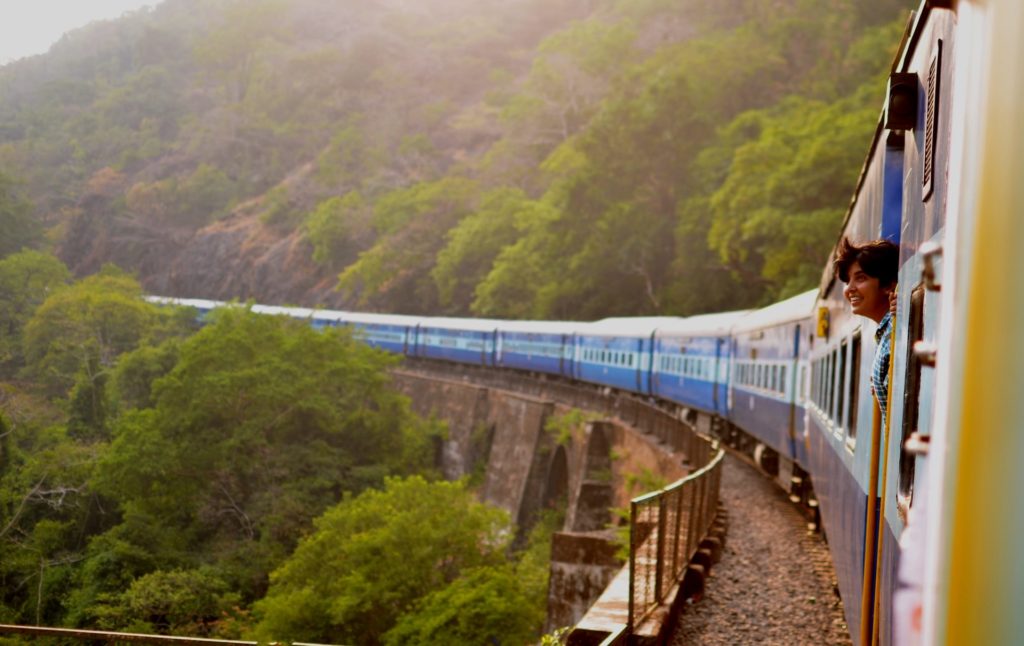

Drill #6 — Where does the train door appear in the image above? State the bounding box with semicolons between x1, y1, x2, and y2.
712;337;730;415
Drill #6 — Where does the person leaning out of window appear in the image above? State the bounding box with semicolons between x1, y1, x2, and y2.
833;237;900;424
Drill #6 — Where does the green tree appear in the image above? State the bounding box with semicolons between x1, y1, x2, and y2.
705;86;881;299
253;476;510;646
431;188;530;313
92;308;438;602
0;251;70;374
382;565;542;646
21;267;160;397
303;192;371;270
90;568;241;637
337;177;480;313
0;172;39;259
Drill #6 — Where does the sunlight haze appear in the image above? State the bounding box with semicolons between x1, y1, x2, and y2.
0;0;156;64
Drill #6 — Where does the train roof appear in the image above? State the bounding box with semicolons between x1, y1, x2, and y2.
339;311;424;327
144;296;227;310
418;316;504;332
496;320;583;335
250;303;317;319
581;317;677;337
731;290;817;332
652;310;753;337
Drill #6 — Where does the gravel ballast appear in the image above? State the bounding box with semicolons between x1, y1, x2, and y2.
671;453;852;646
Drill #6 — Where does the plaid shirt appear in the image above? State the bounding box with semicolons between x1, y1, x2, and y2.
872;312;893;424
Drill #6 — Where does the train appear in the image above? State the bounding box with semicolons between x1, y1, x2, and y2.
148;0;1024;643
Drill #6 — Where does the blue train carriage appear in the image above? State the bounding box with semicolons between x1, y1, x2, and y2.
494;320;578;378
870;4;956;643
413;317;502;367
337;312;422;355
807;4;954;641
650;310;750;421
727;291;816;471
573;318;665;395
808;118;906;646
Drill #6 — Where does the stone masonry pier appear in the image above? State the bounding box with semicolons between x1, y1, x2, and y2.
391;360;699;634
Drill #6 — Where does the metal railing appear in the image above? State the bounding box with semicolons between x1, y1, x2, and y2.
0;624;333;645
627;446;725;630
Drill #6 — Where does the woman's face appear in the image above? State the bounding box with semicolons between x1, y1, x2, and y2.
844;261;890;322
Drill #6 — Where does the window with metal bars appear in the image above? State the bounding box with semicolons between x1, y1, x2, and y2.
922;40;942;201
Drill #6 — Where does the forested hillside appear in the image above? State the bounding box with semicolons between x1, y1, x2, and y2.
0;1;919;642
0;0;913;318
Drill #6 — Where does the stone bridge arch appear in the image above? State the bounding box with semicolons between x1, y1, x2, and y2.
567;422;615;532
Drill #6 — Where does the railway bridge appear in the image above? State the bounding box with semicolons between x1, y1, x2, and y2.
393;358;725;643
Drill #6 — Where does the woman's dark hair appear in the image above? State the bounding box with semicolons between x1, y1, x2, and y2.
833;237;900;286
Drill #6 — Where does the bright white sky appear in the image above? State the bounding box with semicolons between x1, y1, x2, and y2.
0;0;157;65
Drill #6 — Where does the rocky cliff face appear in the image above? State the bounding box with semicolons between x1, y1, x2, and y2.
56;152;359;308
58;190;348;309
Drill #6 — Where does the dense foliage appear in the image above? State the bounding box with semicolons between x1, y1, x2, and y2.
0;0;918;641
0;0;913;317
1;264;513;641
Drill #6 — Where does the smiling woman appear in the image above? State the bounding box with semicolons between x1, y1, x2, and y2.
0;0;155;64
833;237;900;425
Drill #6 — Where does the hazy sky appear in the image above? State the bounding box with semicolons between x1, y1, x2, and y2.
0;0;157;64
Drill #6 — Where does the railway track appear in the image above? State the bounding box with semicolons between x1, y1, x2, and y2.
670;453;851;645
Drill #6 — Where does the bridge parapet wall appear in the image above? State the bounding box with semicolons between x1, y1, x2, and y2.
392;360;700;636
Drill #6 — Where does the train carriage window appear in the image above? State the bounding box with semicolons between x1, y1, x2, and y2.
899;286;927;511
922;41;942;202
847;333;861;443
832;350;841;423
780;365;788;396
812;361;819;405
824;353;833;420
837;341;848;430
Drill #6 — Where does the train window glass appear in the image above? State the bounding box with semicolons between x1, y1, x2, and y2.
812;361;818;405
809;362;815;404
847;333;861;443
780;365;787;395
832;350;841;422
837;341;848;430
899;286;927;509
769;365;777;392
824;353;833;419
818;359;825;407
